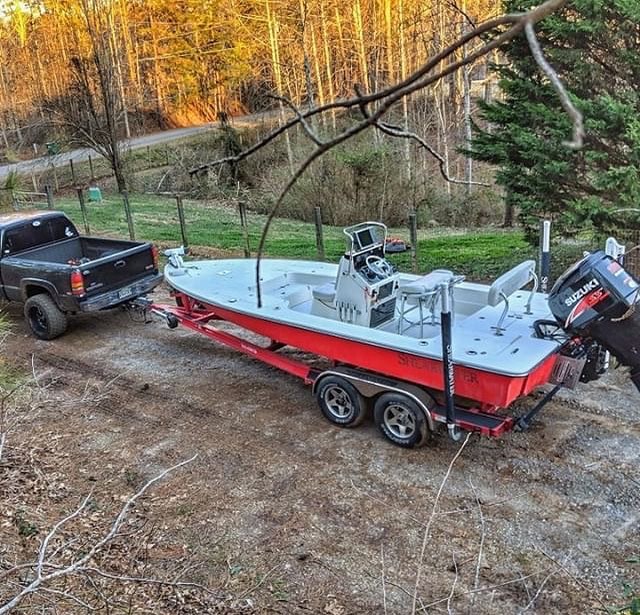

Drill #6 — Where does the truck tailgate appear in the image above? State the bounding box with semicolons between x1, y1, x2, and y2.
82;244;156;295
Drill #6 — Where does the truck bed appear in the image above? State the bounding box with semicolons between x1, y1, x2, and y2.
8;236;157;296
16;236;146;265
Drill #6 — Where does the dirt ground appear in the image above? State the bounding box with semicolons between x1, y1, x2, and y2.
1;287;639;614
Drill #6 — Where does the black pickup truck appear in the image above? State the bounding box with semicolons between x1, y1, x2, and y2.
0;210;162;339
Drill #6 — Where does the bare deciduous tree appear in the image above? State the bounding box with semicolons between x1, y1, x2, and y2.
44;0;129;191
189;0;582;307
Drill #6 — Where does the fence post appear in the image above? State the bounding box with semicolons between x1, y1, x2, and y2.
88;154;94;178
238;201;250;258
175;195;189;250
314;207;325;261
122;190;136;240
409;211;418;273
31;172;37;192
44;184;54;210
69;159;76;184
76;188;90;234
51;163;59;191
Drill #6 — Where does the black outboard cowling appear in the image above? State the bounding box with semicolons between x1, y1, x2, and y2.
549;250;640;391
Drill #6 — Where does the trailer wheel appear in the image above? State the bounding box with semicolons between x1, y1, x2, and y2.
374;393;429;448
316;376;367;427
24;294;68;340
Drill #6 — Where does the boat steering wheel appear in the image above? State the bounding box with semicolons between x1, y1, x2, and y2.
365;255;393;278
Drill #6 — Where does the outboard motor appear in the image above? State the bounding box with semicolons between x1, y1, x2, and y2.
548;250;640;391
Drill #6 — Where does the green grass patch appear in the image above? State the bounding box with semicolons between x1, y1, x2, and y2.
51;192;589;281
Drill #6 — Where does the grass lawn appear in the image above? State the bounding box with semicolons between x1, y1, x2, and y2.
53;192;586;281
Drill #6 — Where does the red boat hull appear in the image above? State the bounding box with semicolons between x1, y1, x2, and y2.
174;293;557;408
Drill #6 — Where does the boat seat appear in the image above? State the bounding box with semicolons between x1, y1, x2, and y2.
398;270;461;337
398;270;455;296
487;260;537;335
312;282;337;303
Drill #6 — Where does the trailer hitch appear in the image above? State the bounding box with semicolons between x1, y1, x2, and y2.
127;298;179;328
149;304;179;329
124;297;153;323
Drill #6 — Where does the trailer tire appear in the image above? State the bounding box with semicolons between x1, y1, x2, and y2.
24;294;68;340
316;376;367;427
374;393;429;448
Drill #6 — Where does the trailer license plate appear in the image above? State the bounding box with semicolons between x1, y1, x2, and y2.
118;286;133;300
550;355;586;389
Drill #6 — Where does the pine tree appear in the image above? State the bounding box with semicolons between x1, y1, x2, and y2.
470;0;640;239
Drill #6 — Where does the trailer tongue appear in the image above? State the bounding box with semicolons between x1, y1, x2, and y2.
548;250;640;391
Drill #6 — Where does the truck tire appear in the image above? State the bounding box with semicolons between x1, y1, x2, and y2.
24;294;68;340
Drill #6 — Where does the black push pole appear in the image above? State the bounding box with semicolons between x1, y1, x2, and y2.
539;219;551;293
440;283;461;441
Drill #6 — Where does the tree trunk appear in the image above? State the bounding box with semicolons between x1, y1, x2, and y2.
266;0;294;174
462;0;473;196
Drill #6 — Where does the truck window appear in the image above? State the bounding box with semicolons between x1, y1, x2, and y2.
2;217;78;256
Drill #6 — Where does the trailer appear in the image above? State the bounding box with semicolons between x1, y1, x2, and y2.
142;222;640;448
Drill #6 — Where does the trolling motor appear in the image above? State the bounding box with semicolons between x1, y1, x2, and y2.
548;250;640;391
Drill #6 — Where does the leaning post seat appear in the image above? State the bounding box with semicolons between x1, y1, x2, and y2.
487;260;537;335
397;269;459;337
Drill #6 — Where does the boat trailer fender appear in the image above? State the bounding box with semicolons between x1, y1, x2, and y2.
312;366;437;432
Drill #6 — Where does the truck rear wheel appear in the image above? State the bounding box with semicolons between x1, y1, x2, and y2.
24;294;68;340
374;392;430;448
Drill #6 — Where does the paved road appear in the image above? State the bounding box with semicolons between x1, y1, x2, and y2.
0;123;218;181
0;111;278;181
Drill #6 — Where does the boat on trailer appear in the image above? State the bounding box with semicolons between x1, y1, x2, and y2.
148;222;640;448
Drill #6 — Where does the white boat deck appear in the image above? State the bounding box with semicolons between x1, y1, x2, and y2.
165;258;561;377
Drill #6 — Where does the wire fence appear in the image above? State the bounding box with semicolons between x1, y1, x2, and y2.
5;185;640;284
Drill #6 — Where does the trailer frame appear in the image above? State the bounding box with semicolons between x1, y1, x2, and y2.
145;291;548;446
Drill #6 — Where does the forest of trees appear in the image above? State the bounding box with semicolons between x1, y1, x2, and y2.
0;0;499;153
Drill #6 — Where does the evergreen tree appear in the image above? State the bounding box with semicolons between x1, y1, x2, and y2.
470;0;640;239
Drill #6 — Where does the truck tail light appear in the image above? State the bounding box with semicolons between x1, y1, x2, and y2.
70;269;85;297
151;245;159;270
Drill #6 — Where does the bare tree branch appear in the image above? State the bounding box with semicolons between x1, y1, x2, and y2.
411;433;472;615
184;0;574;307
524;21;584;149
267;95;324;147
469;480;486;610
0;455;198;615
374;119;490;187
190;0;570;177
